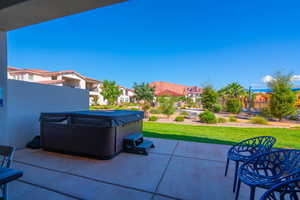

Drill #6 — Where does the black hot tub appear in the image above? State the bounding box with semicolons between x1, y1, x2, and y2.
40;110;144;159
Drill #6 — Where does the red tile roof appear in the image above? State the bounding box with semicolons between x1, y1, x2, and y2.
156;89;184;97
8;67;100;83
149;81;202;96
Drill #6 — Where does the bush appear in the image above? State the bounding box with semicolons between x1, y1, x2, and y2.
250;116;268;125
175;116;185;122
148;116;158;121
180;111;189;116
218;117;227;123
228;116;238;122
150;109;161;114
212;104;222;113
226;98;242;114
288;115;299;121
159;97;176;118
260;107;273;119
199;111;217;124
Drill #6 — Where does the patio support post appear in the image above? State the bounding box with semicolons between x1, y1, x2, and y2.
0;31;8;145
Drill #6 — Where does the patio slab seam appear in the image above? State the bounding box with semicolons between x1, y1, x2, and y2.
172;154;227;163
16;179;81;200
13;159;180;200
151;141;180;200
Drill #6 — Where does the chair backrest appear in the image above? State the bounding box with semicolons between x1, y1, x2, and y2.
235;136;276;155
243;150;300;177
260;177;300;200
0;145;15;168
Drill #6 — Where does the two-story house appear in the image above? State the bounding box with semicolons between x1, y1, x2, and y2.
8;67;135;105
8;67;105;105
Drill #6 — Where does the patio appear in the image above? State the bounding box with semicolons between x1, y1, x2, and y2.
10;138;267;200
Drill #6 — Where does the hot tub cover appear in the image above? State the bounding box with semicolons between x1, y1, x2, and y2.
40;110;144;127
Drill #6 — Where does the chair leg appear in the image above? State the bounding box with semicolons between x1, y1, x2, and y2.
225;158;230;176
2;184;7;200
249;186;256;200
233;161;239;193
235;178;241;200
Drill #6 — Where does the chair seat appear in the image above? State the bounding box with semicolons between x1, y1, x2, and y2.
228;149;256;162
0;168;23;185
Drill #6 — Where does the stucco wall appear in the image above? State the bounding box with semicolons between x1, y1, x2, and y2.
0;31;8;145
7;80;89;148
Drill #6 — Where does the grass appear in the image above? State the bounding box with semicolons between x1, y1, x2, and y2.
143;122;300;149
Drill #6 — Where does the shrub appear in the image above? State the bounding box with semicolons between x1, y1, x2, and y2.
175;116;185;122
159;97;176;118
288;115;299;121
226;98;242;114
228;116;238;122
260;107;273;119
148;116;158;121
199;111;217;124
250;116;268;125
180;111;189;116
212;104;222;113
150;109;161;114
217;117;227;123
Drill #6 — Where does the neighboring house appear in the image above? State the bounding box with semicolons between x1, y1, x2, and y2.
149;81;202;101
8;67;105;105
248;88;300;111
118;87;135;104
185;86;203;102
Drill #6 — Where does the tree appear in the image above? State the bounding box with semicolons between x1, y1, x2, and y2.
219;82;245;114
100;80;122;105
219;82;245;98
133;82;155;117
201;85;218;111
158;96;176;118
268;72;296;121
91;95;99;106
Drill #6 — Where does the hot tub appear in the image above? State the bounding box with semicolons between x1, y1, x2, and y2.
40;110;144;159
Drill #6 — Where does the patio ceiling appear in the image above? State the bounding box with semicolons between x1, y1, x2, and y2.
0;0;127;31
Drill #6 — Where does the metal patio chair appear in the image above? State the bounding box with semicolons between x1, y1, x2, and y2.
260;177;300;200
0;145;15;200
236;150;300;200
225;136;276;192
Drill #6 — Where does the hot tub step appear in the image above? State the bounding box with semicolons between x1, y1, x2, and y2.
123;133;155;155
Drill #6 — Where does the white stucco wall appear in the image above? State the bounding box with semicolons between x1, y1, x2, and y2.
0;31;8;145
7;80;89;148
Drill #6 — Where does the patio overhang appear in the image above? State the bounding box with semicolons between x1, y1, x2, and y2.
0;0;127;31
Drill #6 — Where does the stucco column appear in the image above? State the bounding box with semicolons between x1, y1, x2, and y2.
0;31;8;145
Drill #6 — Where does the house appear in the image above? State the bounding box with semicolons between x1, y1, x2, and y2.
8;67;136;105
149;81;202;102
249;88;300;111
7;67;105;105
118;87;135;104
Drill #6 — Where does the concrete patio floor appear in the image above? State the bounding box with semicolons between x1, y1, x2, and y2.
9;138;267;200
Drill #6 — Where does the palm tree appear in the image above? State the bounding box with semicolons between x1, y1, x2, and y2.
219;82;246;113
219;82;245;98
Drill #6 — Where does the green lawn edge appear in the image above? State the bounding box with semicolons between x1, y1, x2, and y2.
143;122;300;149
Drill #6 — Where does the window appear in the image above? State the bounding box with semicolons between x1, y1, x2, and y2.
52;76;57;80
28;74;34;80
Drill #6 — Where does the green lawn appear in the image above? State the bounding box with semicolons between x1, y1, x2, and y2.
143;122;300;149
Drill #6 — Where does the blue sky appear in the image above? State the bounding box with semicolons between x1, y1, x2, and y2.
7;0;300;89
